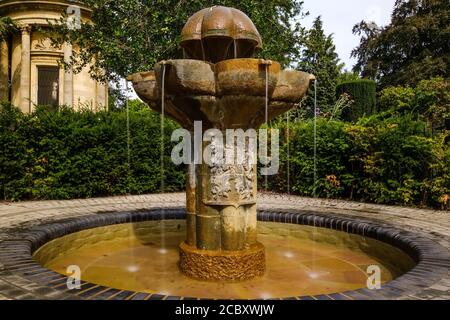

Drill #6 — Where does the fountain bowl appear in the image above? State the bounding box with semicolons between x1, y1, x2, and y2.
18;208;449;300
128;58;314;130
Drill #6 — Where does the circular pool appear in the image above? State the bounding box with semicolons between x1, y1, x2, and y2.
33;217;415;299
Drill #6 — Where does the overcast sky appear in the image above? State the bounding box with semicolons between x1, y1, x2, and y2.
301;0;396;70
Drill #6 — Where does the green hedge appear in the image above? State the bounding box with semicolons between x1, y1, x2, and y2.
1;101;449;209
266;115;450;209
0;103;185;200
336;79;377;121
378;77;450;132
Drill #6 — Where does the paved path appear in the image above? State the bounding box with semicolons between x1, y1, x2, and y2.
0;193;448;300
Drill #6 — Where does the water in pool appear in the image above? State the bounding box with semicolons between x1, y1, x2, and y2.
33;220;415;299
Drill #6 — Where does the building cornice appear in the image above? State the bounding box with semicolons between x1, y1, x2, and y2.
0;0;91;19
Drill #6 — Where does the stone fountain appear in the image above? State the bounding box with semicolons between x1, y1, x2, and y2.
128;6;314;281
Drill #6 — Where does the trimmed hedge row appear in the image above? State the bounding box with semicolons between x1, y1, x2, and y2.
1;102;449;209
0;103;185;200
336;79;377;121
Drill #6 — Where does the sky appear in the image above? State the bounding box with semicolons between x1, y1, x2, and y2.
301;0;396;70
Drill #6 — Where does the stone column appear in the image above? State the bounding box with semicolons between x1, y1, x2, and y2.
195;136;258;251
185;162;197;246
179;132;264;281
97;81;109;110
63;43;73;107
0;40;9;101
20;26;31;113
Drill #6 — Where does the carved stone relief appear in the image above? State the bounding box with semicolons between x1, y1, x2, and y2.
208;137;255;202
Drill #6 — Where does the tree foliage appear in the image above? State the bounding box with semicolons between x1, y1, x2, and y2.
297;16;343;113
337;71;360;85
0;16;17;42
47;0;307;82
352;0;450;88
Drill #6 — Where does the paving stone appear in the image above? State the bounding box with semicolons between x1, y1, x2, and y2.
429;284;449;292
0;192;448;300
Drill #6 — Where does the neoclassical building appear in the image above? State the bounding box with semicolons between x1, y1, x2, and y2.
0;0;108;113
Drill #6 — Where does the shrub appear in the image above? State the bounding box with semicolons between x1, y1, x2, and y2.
336;79;377;121
379;77;450;132
266;119;352;199
1;100;449;209
378;86;416;113
0;102;185;201
267;114;449;208
346;114;445;207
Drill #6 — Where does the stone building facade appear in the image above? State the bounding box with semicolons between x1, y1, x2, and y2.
0;0;108;113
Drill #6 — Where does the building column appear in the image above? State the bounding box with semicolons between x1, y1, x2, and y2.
20;26;31;113
96;81;109;110
63;43;73;107
0;40;9;101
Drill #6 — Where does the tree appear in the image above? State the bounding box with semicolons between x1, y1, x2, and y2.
352;0;450;88
297;16;343;114
47;0;308;82
337;71;360;85
0;17;17;42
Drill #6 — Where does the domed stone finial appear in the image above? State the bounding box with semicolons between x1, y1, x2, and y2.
180;6;262;63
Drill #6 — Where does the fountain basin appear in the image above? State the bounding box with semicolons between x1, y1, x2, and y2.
128;58;313;130
30;210;419;299
128;58;312;100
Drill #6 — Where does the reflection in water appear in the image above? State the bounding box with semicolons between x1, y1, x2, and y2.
34;221;415;299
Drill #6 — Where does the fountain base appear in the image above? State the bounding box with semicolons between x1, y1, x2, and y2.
179;241;265;281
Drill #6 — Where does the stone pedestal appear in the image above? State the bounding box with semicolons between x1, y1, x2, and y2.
179;241;265;281
179;136;265;281
185;162;197;247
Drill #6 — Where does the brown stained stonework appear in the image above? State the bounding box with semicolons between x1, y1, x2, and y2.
129;57;314;280
179;241;265;281
180;6;262;63
215;59;280;97
129;59;314;131
272;70;313;103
